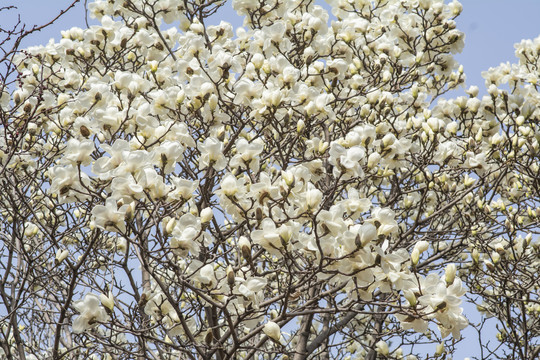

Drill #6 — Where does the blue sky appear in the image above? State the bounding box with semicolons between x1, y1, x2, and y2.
5;0;540;89
5;0;540;91
2;0;540;359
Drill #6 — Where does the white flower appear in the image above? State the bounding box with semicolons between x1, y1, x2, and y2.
305;183;323;211
61;138;94;166
99;291;115;311
329;143;365;178
55;249;69;264
375;340;389;356
198;137;227;170
144;292;180;325
170;213;201;256
48;164;91;203
236;277;267;305
111;173;144;201
230;138;264;171
152;140;184;174
91;198;129;233
345;188;371;218
357;223;378;248
413;241;429;254
137;167;170;200
369;208;399;236
417;275;468;339
73;294;109;333
169;178;198;201
200;207;213;223
252;219;283;255
445;263;457;285
263;321;281;342
198;264;216;287
220;174;240;197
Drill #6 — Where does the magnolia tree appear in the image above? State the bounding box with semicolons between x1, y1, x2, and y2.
0;0;539;359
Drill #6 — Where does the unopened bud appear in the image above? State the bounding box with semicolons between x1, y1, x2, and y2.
411;248;420;266
100;292;115;311
55;249;69;264
226;265;235;286
263;321;281;342
238;236;251;259
445;263;456;285
200;207;213;223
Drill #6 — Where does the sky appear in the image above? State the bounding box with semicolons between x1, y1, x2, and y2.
4;0;540;91
2;0;540;359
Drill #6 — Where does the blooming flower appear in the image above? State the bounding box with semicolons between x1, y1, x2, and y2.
369;208;399;236
73;294;109;333
92;198;130;233
198;137;227;170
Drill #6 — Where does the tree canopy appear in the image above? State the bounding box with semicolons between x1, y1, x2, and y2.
0;0;538;359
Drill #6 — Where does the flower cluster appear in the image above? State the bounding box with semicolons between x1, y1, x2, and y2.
1;0;538;359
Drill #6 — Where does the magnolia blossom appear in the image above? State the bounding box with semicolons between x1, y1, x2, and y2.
6;0;538;358
48;164;91;203
370;208;399;236
198;137;227;170
230;138;264;172
235;277;267;306
252;219;284;255
73;294;109;333
263;321;281;342
61;138;95;166
91;198;130;233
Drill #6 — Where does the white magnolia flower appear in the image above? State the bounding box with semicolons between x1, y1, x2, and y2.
200;207;213;223
236;277;267;305
198;137;227;170
91;198;130;233
230;138;264;171
198;264;216;287
263;321;281;342
305;183;323;211
170;213;202;256
61;138;95;166
375;340;389;356
73;293;109;333
370;208;399;236
48;164;91;203
252;219;283;255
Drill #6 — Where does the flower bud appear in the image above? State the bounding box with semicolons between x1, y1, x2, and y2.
221;174;239;197
367;152;381;169
445;263;456;285
263;321;281;342
492;252;501;264
226;265;235;286
297;119;305;133
55;249;69;264
100;291;115;311
435;343;444;357
484;259;495;272
200;207;213;223
238;236;251;259
282;170;295;187
414;240;429;254
165;218;176;235
403;289;416;307
411;248;420;266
